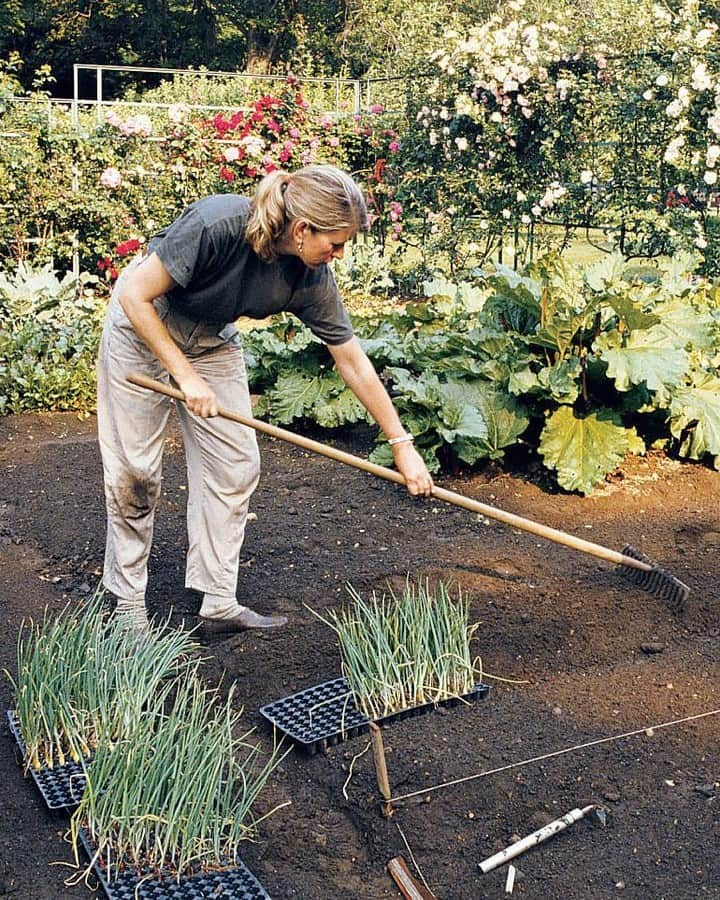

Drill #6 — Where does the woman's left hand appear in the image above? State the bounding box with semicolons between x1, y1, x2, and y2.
393;442;434;497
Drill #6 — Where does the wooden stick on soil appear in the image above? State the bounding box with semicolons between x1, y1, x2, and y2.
368;722;393;818
387;856;438;900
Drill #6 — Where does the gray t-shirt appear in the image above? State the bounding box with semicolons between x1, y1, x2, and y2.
147;194;354;346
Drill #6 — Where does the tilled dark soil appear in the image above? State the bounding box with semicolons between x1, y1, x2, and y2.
0;411;718;900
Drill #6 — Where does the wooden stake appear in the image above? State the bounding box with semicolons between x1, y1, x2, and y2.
387;856;437;900
368;722;393;817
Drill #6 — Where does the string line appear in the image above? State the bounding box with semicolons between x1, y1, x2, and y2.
389;707;720;804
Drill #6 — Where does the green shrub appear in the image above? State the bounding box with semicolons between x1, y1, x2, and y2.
0;262;104;415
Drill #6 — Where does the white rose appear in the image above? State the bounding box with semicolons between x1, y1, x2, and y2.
580;169;593;184
708;113;720;136
663;137;683;165
704;170;717;185
696;28;716;49
691;64;713;92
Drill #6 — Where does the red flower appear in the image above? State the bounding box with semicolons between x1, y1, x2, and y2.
115;238;142;257
213;114;231;134
219;166;235;182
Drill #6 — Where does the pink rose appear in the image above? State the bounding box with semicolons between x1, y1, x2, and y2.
100;167;122;189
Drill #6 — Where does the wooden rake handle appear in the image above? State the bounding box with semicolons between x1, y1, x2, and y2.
127;372;652;574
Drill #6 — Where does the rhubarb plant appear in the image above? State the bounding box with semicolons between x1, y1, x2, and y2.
243;251;720;494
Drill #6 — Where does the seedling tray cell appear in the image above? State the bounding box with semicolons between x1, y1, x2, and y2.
78;829;270;899
7;710;87;809
260;677;490;753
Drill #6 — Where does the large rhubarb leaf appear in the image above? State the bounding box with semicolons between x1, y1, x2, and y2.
583;252;626;291
536;358;582;404
384;367;441;407
440;379;530;462
669;375;720;460
359;322;408;366
313;388;369;429
539;406;645;494
482;266;542;334
265;370;369;428
264;372;326;423
509;358;581;403
652;297;716;351
594;327;688;392
434;381;491;444
603;293;660;332
658;251;700;294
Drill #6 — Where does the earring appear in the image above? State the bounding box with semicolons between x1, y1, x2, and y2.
296;240;304;254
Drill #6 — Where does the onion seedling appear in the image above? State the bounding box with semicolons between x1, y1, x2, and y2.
7;591;198;771
72;668;289;882
313;578;482;719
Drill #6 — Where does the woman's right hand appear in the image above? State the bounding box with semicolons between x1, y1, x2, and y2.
177;372;218;417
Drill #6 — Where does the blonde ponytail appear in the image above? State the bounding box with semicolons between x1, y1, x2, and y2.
245;165;368;262
244;171;290;262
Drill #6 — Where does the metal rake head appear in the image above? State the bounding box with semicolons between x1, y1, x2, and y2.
618;545;690;612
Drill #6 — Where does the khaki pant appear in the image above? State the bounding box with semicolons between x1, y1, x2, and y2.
97;262;260;604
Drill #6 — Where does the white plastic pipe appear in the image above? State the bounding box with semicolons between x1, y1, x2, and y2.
505;864;517;894
479;804;597;874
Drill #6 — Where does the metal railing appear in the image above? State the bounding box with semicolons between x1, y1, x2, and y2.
70;64;406;125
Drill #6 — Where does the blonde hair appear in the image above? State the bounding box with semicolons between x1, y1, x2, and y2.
245;165;369;261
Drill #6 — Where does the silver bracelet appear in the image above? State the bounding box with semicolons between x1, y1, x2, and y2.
387;433;414;446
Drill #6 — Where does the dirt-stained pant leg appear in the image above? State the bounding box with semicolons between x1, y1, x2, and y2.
97;266;173;604
97;260;260;605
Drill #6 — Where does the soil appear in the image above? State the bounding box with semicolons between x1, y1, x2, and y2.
0;410;718;900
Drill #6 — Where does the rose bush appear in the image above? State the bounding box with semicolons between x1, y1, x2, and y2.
0;76;398;278
374;0;720;274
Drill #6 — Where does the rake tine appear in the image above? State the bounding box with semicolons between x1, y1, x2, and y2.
618;546;690;611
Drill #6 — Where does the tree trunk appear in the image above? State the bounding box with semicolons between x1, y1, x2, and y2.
245;28;278;73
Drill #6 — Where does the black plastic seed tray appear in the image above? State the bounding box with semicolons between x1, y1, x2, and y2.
260;677;490;754
78;829;270;900
7;710;87;809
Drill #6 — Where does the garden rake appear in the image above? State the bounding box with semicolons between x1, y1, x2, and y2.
127;373;691;611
